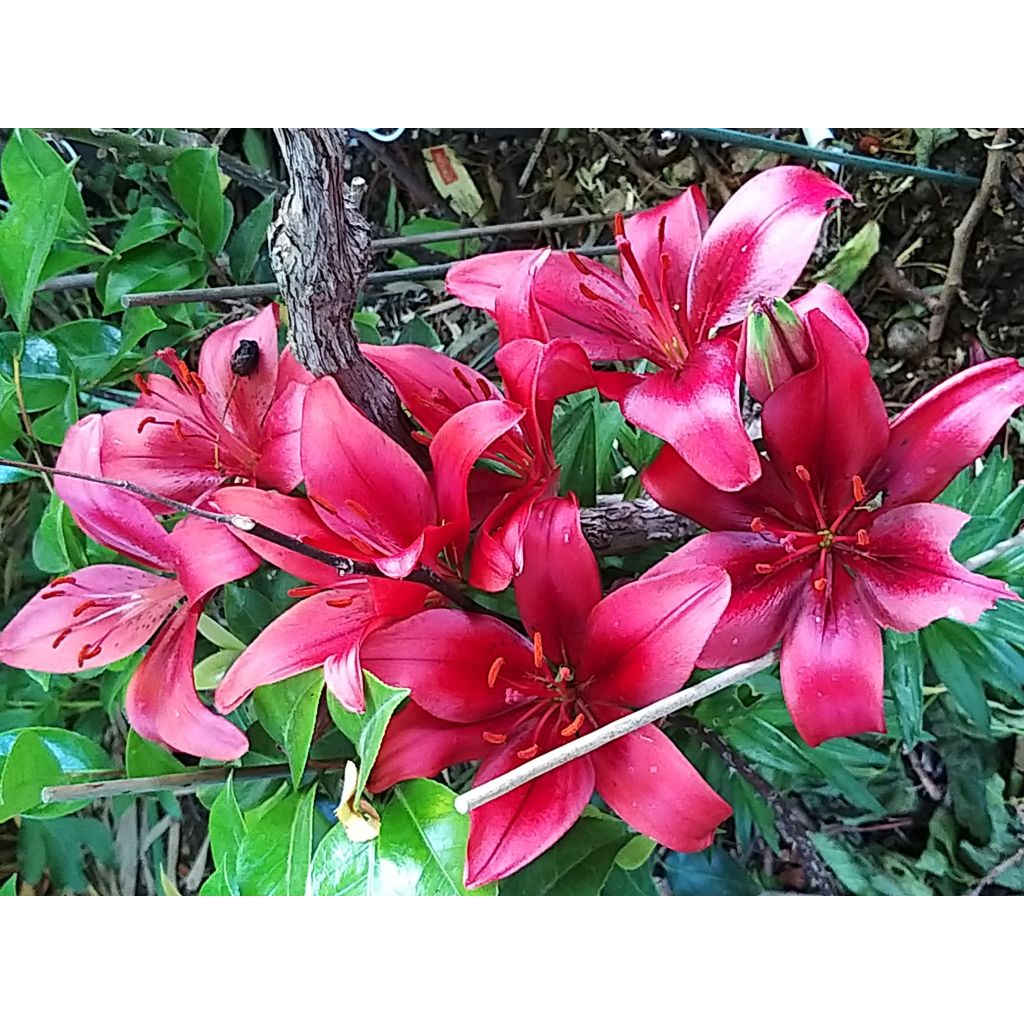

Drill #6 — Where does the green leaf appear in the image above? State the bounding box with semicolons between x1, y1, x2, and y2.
615;833;656;871
223;584;278;644
309;780;490;896
353;309;383;346
1;129;88;238
553;390;624;505
0;731;63;822
235;786;317;896
0;875;15;895
0;333;68;409
914;128;958;166
100;241;205;314
167;149;232;255
397;216;482;260
884;631;925;748
602;864;658;895
663;846;762;895
814;220;880;294
227;195;275;283
500;812;631;896
242;129;272;171
396;316;442;349
328;671;410;799
17;816;114;893
32;490;85;574
0;171;69;331
197;613;246;651
254;669;325;788
125;729;187;779
113;207;181;256
46;320;122;383
32;376;78;446
379;779;492;895
193;648;240;691
922;622;991;733
206;776;247;895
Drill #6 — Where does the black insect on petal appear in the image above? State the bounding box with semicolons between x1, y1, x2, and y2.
230;339;260;377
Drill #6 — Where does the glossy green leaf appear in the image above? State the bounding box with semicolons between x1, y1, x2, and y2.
328;671;410;799
0;731;63;822
198;613;246;651
663;847;761;895
227;194;275;283
193;648;240;691
235;786;317;896
31;376;78;446
167;149;232;255
46;320;122;383
500;812;631;896
308;823;379;895
100;241;205;314
0;171;69;331
602;864;659;895
254;669;325;788
125;729;187;779
884;630;925;748
814;220;880;294
0;875;15;895
206;775;247;895
113;207;181;256
32;490;85;574
1;129;88;237
553;390;624;506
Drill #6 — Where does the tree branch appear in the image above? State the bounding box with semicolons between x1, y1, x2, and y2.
270;128;417;453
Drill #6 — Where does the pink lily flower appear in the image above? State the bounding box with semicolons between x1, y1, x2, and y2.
362;496;732;888
447;167;849;491
0;417;260;759
644;310;1024;747
101;306;313;505
365;334;597;589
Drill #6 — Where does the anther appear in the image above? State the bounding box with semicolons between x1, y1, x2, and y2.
345;536;378;557
77;642;102;668
52;626;73;649
50;576;76;586
325;596;355;609
579;283;605;303
517;743;540;761
852;475;866;502
812;577;827;592
856;529;870;548
344;498;372;521
309;494;338;515
568;251;593;276
560;712;585;738
287;585;322;598
476;378;493;399
750;517;765;533
72;600;98;617
755;563;773;575
41;590;68;599
190;372;206;395
613;212;626;238
483;731;507;745
452;366;475;394
136;416;158;433
532;632;544;670
487;657;505;689
795;464;811;483
172;420;186;442
133;373;152;396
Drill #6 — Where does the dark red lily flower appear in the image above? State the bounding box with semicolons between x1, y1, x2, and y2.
0;417;260;759
101;306;313;505
448;167;849;490
362;497;732;888
644;310;1024;746
365;334;597;590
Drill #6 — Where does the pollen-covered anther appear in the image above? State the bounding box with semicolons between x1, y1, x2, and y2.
452;366;475;395
136;416;158;434
856;529;871;548
487;657;505;689
852;475;866;503
77;642;103;667
812;577;827;592
560;713;585;738
483;731;507;745
309;494;338;515
532;632;544;670
579;283;606;303
517;743;540;761
568;250;593;276
189;372;206;395
72;599;98;617
344;498;372;521
50;576;76;586
325;595;355;609
41;590;68;600
51;626;73;649
795;464;811;483
750;517;765;533
133;373;152;396
172;420;187;442
613;212;626;237
754;563;773;575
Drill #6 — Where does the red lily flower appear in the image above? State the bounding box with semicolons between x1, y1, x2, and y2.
737;283;867;403
447;167;849;491
101;306;313;505
0;417;260;758
365;335;597;590
644;310;1024;746
362;497;732;888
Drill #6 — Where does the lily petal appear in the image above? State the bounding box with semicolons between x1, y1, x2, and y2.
869;357;1024;505
168;516;261;605
580;563;731;706
493;249;551;343
624;337;760;491
465;737;595;888
57;416;177;570
591;722;731;851
469;477;553;592
302;378;436;578
362;609;535;724
850;503;1018;631
791;283;868;354
513;497;602;668
254;378;307;494
0;564;181;674
445;250;533;313
127;606;248;761
780;569;885;747
688;166;849;338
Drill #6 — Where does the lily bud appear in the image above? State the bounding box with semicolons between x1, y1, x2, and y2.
738;297;815;403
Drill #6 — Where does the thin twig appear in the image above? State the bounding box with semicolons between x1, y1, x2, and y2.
928;129;1012;343
41;759;348;803
453;652;781;815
